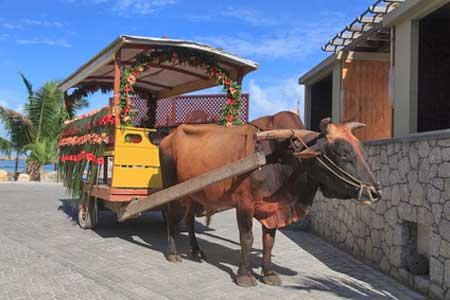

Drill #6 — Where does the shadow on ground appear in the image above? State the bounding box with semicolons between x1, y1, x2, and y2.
281;228;410;300
59;199;415;298
58;199;297;284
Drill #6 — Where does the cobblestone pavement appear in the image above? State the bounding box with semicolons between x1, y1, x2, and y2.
0;183;427;300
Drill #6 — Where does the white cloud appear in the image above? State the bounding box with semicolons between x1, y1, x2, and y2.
1;18;65;35
248;77;304;120
16;104;25;114
16;38;71;48
199;34;305;58
189;7;277;26
114;0;176;15
22;18;64;28
221;7;278;26
197;11;347;59
2;23;23;30
63;0;176;16
188;15;213;22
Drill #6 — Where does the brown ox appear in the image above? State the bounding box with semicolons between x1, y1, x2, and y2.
159;111;381;287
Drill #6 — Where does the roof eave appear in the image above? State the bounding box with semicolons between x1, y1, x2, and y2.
298;53;340;85
121;35;259;71
58;37;125;92
383;0;450;27
58;35;259;92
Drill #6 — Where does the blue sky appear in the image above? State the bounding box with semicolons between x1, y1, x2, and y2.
0;0;374;138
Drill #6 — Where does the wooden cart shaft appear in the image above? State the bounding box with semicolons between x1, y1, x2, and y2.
117;152;267;222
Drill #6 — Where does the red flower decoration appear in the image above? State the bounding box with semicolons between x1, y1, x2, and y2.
127;74;136;84
124;85;131;93
224;79;231;86
227;115;233;122
226;98;235;105
96;157;104;165
132;69;138;76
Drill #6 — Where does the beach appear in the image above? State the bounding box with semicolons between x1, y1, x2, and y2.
0;160;55;174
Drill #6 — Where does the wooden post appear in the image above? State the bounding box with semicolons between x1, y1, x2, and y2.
236;68;244;85
103;157;108;184
236;68;246;122
113;50;121;127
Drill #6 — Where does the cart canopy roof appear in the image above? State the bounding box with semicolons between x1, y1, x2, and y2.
58;35;259;99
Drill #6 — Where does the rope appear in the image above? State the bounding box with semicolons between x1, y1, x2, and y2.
293;132;374;201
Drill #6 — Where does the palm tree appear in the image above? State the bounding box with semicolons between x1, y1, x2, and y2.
0;137;13;157
0;106;33;179
0;73;88;180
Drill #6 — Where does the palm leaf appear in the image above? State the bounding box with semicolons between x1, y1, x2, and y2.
19;72;33;105
63;95;89;120
0;106;33;151
0;136;13;157
25;81;62;142
27;138;58;166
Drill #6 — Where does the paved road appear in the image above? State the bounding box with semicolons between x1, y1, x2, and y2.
0;183;426;300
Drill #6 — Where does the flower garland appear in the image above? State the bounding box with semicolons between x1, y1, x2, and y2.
60;151;104;165
58;107;114;199
119;47;242;127
59;133;108;147
62;111;114;137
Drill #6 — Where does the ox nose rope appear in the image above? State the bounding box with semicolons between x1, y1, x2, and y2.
292;132;376;201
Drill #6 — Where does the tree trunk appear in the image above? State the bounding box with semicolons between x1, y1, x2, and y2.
26;160;41;181
14;152;19;181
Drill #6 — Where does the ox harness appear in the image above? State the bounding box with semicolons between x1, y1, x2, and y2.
292;133;377;202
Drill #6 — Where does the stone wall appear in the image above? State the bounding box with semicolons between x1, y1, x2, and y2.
310;131;450;300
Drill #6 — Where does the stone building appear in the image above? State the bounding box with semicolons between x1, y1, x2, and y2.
299;0;450;299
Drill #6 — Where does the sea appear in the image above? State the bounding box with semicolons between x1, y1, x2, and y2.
0;160;55;174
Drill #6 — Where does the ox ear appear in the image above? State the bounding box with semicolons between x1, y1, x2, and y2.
320;117;332;134
294;148;320;159
345;122;366;132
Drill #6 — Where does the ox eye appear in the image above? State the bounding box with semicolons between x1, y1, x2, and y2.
340;154;350;161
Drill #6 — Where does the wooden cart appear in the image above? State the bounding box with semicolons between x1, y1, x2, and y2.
58;35;259;229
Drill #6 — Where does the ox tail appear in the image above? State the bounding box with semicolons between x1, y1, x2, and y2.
159;148;178;190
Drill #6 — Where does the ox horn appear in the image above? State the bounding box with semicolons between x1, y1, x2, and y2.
320;117;332;134
345;122;366;131
256;129;320;143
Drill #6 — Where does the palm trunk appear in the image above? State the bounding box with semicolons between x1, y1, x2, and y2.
26;160;41;181
39;166;44;182
14;154;19;181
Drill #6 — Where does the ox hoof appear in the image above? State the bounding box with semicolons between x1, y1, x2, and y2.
236;274;257;287
166;253;182;263
261;272;282;286
192;249;206;262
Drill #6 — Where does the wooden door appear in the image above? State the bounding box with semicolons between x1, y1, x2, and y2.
341;60;392;141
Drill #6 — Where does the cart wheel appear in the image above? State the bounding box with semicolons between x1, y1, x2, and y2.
78;200;98;230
